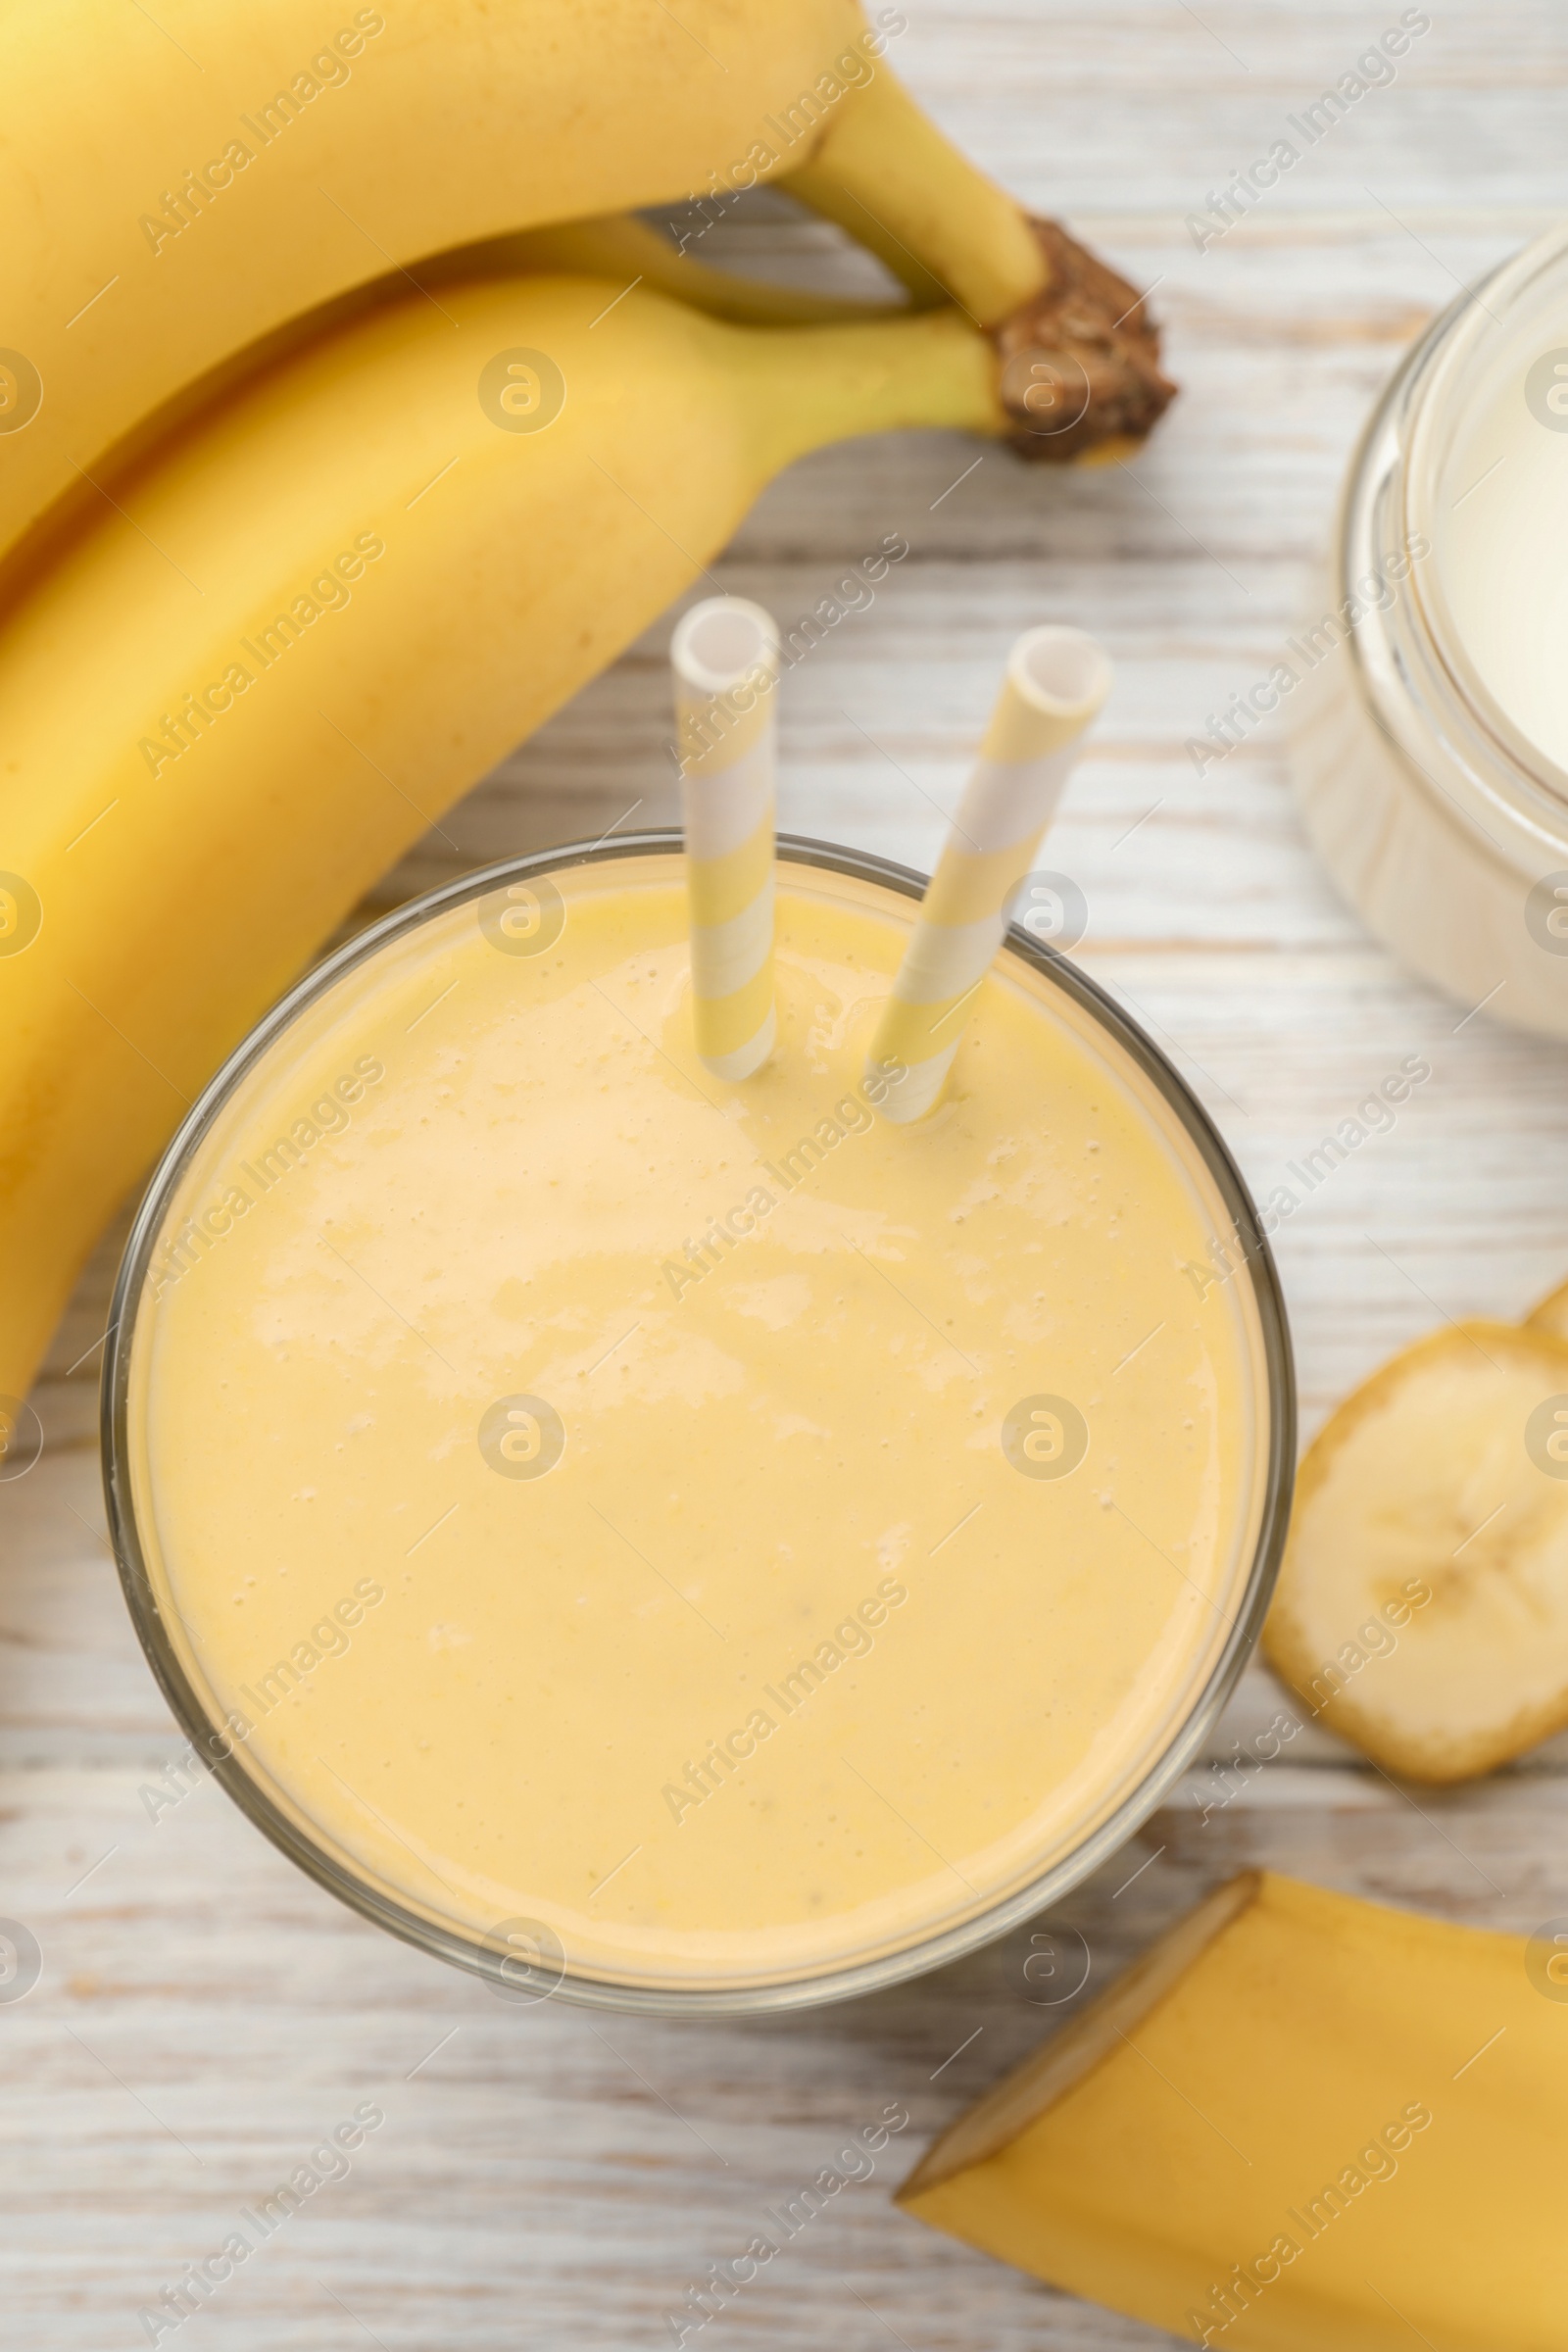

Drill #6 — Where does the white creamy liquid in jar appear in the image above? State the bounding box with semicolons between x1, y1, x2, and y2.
1441;348;1568;773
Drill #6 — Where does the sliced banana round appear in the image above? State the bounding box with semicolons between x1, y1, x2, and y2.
1525;1274;1568;1345
1264;1320;1568;1782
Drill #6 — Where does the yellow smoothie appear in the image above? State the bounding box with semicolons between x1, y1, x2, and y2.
123;851;1274;1996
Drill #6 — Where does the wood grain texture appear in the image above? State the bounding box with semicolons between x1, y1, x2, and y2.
7;4;1568;2345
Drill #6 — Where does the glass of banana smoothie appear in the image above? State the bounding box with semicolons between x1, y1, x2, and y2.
104;837;1293;2013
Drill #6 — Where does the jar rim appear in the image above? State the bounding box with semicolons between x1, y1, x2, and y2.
1341;221;1568;864
1413;223;1568;798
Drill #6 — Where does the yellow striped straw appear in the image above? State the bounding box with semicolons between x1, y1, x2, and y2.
868;624;1112;1122
671;597;781;1082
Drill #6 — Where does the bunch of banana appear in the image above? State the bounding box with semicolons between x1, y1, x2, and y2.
1265;1278;1568;1781
0;1;1175;1415
0;0;1173;585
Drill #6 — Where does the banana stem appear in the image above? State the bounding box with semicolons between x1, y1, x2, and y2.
734;305;1003;478
780;67;1047;327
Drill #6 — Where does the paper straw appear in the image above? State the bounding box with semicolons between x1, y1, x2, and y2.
671;598;781;1081
868;625;1112;1122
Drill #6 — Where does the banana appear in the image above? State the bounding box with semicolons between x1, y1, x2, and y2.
0;0;1059;582
1263;1321;1568;1781
0;270;1003;1409
899;1870;1568;2351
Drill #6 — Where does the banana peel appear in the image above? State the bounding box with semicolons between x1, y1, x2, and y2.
899;1870;1567;2352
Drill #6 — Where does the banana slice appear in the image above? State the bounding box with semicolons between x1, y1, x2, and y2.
1525;1274;1568;1343
1263;1321;1568;1782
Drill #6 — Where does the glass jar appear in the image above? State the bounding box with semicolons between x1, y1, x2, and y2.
1292;222;1568;1037
103;834;1294;2014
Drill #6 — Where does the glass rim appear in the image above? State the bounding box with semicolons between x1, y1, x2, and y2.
102;830;1297;2017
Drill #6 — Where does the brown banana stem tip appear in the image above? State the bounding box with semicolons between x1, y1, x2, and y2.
993;218;1177;463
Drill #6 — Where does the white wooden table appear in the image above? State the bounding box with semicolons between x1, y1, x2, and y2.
9;5;1568;2344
